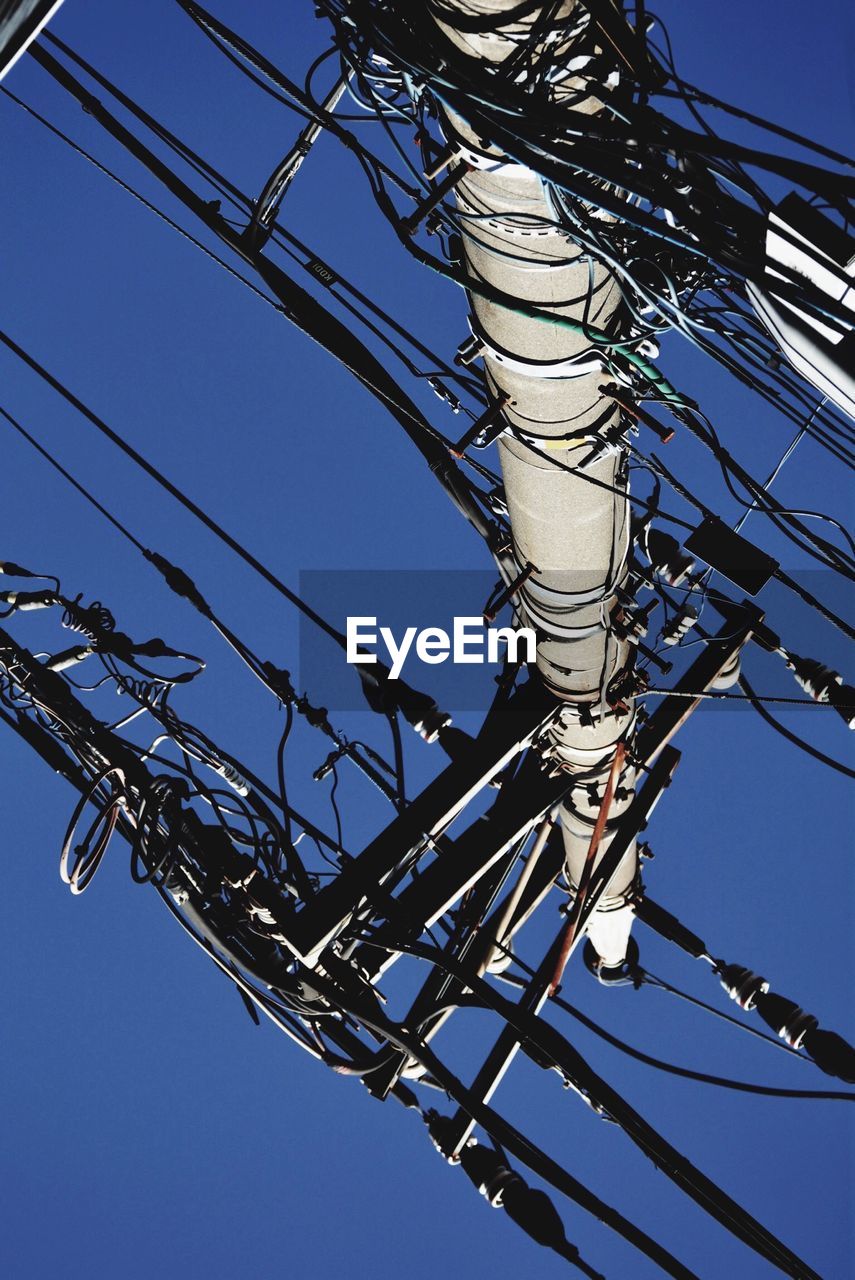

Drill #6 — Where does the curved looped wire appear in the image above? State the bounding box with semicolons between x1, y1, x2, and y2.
61;594;115;640
130;774;187;885
59;766;127;894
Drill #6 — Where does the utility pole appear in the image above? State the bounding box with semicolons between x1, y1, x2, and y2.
421;0;677;968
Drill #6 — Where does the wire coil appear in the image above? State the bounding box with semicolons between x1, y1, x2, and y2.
59;765;127;894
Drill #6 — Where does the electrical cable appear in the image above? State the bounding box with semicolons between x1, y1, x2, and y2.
643;448;855;643
27;41;503;556
352;937;820;1279
738;672;855;782
0;329;347;644
639;970;812;1062
0;86;289;319
496;968;855;1102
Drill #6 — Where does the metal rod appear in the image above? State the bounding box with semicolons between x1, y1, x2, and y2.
478;806;558;975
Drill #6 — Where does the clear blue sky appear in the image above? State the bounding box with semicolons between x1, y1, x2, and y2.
0;3;852;1278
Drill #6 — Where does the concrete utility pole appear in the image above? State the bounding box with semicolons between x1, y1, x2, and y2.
426;0;637;966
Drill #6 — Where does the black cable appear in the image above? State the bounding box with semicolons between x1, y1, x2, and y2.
679;404;855;576
0;404;147;554
386;710;407;810
641;686;854;709
159;9;687;404
330;0;855;424
27;41;501;554
511;430;694;530
640;971;810;1062
328;764;345;858
645;449;855;644
169;3;418;196
0;329;347;645
1;78;493;474
302;958;702;1280
276;702;295;854
497;968;854;1102
653;80;855;172
20;42;477;421
739;673;855;782
0;87;287;318
335;1;855;260
645;574;855;781
351;938;819;1279
0;402;365;889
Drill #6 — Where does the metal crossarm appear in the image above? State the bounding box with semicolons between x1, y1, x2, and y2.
436;745;681;1158
284;676;558;962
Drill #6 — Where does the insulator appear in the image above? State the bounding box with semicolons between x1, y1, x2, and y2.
483;561;535;623
618;600;659;642
785;652;855;729
485;936;514;975
786;652;840;701
45;645;94;672
436;723;476;762
0;589;56;611
458;1140;521;1207
402;162;469;235
710;649;742;691
426;377;461;413
0;561;38;577
486;488;508;518
213;761;250;797
429;1118;585;1263
502;1181;569;1252
718;963;769;1010
424;209;445;236
645;528;695;586
660;604;699;646
248;904;277;926
719;965;855;1080
395;683;452;744
578;420;626;469
583;936;640;985
752;991;818;1048
801;1029;855;1084
830;683;855;731
451;394;509;456
750;993;855;1079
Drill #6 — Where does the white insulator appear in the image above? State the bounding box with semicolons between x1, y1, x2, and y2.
586;903;636;969
710;650;741;690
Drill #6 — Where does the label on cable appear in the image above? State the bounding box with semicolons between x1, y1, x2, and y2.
305;257;338;289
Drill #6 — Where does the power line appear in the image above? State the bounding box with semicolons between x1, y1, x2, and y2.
498;969;855;1103
739;673;855;781
0;328;345;645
